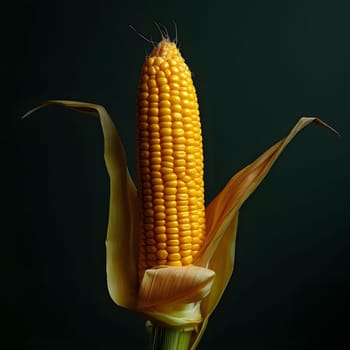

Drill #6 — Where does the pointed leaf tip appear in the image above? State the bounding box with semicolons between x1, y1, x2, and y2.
299;116;340;137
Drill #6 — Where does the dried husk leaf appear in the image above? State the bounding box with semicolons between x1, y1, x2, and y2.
138;265;215;327
190;117;337;349
23;100;139;309
139;265;215;307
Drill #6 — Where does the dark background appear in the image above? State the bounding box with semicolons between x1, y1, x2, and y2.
4;0;349;348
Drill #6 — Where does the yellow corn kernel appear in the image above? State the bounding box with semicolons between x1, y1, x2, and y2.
137;39;206;279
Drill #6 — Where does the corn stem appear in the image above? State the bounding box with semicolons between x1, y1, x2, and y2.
146;321;192;350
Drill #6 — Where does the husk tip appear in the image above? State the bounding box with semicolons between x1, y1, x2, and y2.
302;116;340;137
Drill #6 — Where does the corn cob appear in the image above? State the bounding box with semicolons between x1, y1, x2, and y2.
136;39;205;278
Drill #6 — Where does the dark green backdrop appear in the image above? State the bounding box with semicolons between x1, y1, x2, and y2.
5;0;349;349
